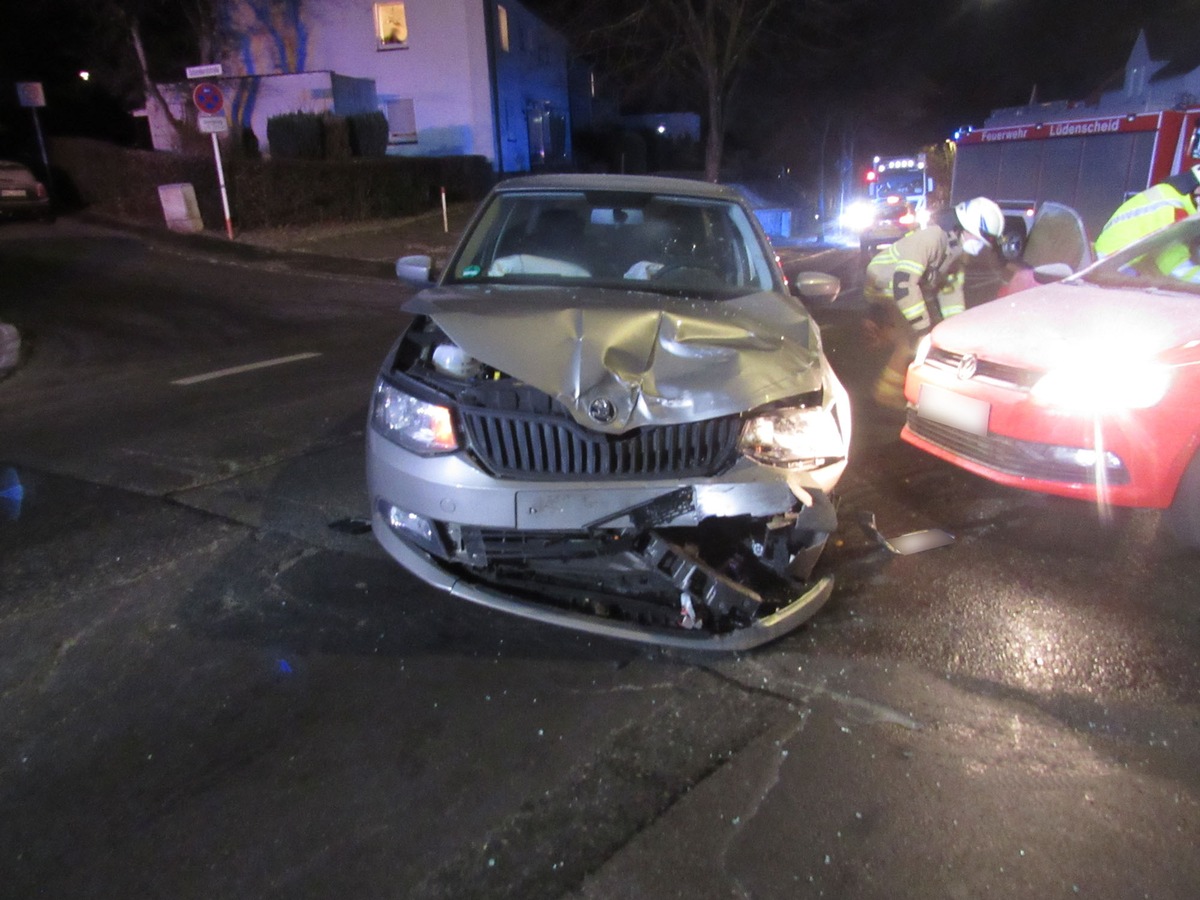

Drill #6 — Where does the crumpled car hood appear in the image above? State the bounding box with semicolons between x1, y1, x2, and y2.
405;285;824;430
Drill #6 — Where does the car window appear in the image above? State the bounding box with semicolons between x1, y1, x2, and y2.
447;190;777;297
1084;216;1200;295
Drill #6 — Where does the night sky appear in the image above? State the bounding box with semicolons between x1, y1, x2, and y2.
527;0;1200;150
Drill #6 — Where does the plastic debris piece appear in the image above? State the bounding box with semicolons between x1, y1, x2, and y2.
277;659;293;674
857;510;954;555
679;593;701;630
328;517;372;535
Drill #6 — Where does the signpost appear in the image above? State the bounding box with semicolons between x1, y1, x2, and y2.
189;76;234;240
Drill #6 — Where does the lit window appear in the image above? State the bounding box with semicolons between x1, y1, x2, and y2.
376;2;408;50
497;5;509;52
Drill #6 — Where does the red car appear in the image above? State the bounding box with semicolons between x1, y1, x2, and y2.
902;213;1200;547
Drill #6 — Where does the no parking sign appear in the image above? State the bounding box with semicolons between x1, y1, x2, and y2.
192;82;224;116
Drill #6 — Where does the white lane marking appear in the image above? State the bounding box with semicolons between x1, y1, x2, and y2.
172;352;322;386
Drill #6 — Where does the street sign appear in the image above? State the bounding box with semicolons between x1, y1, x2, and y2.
198;115;228;134
16;82;46;108
192;82;224;116
186;64;224;80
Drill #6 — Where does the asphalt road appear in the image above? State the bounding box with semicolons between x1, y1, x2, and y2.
2;219;1198;899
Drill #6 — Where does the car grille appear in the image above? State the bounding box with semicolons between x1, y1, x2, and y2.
460;405;743;480
906;411;1129;485
926;348;1040;390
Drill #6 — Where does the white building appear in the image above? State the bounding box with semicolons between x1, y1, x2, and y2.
151;0;579;172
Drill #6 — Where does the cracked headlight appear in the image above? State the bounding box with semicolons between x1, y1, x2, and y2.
371;380;458;454
740;405;846;469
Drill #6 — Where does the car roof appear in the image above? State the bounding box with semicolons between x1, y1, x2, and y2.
491;173;746;202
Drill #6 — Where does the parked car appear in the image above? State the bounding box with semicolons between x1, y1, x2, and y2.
370;174;851;650
902;214;1200;547
842;194;920;258
0;160;51;220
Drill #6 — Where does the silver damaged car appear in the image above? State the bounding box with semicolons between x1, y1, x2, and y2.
368;174;850;650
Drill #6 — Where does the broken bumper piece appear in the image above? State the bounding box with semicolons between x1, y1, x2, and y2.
371;507;835;652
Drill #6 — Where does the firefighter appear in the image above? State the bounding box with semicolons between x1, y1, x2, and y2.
864;196;1005;410
1094;165;1200;257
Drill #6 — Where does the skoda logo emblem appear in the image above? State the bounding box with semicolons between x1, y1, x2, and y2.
956;354;978;380
588;397;616;424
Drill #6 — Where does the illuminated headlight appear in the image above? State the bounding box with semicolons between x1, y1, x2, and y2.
740;406;846;469
371;380;458;453
1030;363;1172;411
840;201;876;233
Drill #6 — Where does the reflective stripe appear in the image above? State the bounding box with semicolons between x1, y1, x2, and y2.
1104;195;1189;228
1095;185;1197;257
1169;261;1200;282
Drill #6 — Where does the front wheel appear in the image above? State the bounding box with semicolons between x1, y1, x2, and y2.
1165;450;1200;549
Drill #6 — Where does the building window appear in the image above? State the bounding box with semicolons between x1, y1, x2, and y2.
497;5;509;52
387;98;417;144
376;2;408;50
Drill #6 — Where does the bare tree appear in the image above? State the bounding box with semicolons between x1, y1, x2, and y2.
547;0;851;181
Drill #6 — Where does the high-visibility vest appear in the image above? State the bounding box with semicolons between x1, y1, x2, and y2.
1095;184;1197;257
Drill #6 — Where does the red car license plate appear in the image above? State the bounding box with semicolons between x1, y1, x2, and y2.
917;384;990;436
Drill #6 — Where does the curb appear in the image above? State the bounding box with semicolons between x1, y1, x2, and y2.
77;211;398;281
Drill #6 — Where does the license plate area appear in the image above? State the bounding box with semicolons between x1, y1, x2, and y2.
917;384;990;436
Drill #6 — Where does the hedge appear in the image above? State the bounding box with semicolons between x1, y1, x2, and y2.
49;136;494;231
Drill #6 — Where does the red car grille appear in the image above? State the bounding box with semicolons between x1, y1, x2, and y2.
926;348;1040;390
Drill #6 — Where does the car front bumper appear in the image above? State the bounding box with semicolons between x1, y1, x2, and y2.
902;363;1192;508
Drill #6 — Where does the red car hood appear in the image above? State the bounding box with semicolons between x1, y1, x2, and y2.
932;282;1200;368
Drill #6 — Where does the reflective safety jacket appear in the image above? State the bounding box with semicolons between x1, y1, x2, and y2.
1095;177;1198;258
865;225;966;332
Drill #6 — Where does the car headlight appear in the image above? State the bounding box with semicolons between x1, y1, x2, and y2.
740;405;846;469
1030;362;1172;411
371;380;458;453
840;201;876;233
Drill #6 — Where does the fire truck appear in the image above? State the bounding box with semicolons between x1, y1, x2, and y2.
952;108;1200;247
843;154;934;256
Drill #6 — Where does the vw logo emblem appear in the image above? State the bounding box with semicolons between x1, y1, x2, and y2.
956;354;978;380
588;397;616;424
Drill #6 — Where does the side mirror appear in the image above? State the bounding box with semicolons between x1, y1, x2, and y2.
396;254;435;285
790;270;841;303
1032;262;1074;284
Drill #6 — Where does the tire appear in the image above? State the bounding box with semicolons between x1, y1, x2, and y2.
1165;450;1200;549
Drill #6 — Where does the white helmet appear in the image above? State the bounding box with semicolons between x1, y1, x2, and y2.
955;197;1005;244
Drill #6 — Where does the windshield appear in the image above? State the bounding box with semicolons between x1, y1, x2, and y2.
872;172;924;199
445;189;779;297
1083;215;1200;296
